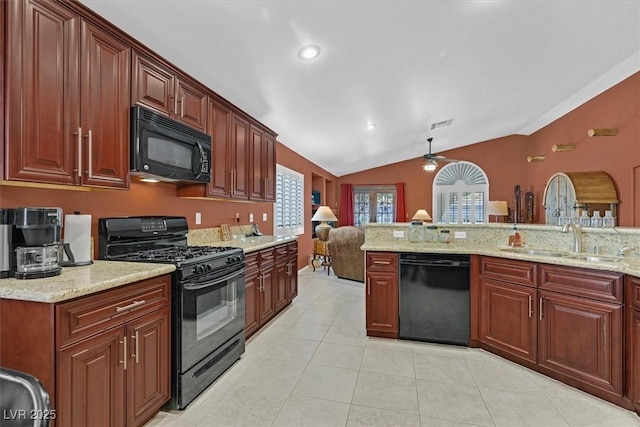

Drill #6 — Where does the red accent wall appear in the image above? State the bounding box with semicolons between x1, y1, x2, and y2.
338;71;640;227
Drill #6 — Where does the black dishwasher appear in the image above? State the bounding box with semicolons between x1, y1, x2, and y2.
399;253;470;346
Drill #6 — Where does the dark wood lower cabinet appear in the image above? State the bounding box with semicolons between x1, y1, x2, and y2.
245;242;299;339
538;289;623;398
479;256;629;409
58;327;125;427
626;276;640;415
126;307;170;427
479;277;537;364
365;252;399;339
0;275;171;427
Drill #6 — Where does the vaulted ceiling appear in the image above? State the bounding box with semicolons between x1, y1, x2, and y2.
79;0;640;176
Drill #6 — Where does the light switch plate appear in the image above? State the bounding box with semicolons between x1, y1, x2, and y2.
454;231;467;239
393;230;405;238
195;212;201;225
249;213;254;222
262;213;268;221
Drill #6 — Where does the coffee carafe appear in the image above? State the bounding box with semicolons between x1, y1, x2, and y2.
0;209;15;278
12;207;64;279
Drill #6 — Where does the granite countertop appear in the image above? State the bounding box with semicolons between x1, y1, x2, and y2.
0;235;297;304
0;261;176;303
361;241;640;277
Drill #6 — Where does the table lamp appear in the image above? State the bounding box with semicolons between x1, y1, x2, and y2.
411;209;432;223
487;201;508;223
312;206;338;241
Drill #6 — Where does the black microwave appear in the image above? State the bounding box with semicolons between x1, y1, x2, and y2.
130;105;211;183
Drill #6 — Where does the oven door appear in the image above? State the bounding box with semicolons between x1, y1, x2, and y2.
177;266;245;372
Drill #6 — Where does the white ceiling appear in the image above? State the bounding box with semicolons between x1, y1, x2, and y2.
79;0;640;177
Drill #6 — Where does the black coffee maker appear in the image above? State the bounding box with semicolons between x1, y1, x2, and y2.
4;207;64;279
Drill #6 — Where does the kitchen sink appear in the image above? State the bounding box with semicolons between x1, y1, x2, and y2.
564;254;623;263
499;248;568;257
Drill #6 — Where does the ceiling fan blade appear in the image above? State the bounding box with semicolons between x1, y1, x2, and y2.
439;158;460;163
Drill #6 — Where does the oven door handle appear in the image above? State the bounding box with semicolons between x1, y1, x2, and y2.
183;268;245;290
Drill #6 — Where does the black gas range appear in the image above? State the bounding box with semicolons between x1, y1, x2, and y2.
98;216;246;409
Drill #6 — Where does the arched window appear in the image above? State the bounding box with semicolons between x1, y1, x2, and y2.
432;161;489;224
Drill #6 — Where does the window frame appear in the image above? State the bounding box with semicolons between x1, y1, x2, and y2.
274;164;304;236
432;161;489;225
353;185;396;226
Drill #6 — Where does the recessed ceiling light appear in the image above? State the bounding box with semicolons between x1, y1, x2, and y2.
364;123;377;130
298;45;321;60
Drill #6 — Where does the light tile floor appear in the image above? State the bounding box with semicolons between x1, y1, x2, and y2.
146;267;640;427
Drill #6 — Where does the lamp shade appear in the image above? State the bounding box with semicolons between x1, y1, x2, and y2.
411;209;432;221
487;201;508;220
311;206;338;222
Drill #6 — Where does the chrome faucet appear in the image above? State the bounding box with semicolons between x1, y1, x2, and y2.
561;223;582;253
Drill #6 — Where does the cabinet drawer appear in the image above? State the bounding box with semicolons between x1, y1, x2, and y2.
259;248;275;266
245;252;259;272
479;256;536;287
539;264;623;304
366;252;398;272
287;241;298;254
275;244;288;259
626;276;640;310
57;275;171;347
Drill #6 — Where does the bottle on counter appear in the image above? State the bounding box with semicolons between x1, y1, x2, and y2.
603;210;616;228
579;211;591;227
508;224;522;247
439;229;451;243
590;211;602;228
408;221;424;242
425;225;438;242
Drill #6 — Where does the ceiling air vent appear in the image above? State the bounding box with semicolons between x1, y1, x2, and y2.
430;119;453;130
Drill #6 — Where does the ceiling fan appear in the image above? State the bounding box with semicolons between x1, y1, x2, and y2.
422;137;459;171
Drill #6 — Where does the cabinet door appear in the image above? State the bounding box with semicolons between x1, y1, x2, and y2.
630;309;640;413
275;259;289;313
57;327;125;427
259;268;276;325
6;0;80;184
538;290;623;397
131;50;175;116
249;125;264;200
244;267;260;338
208;99;231;197
175;78;207;132
126;307;170;427
479;277;537;364
366;271;398;338
263;133;277;202
287;256;298;302
230;114;250;199
80;20;130;188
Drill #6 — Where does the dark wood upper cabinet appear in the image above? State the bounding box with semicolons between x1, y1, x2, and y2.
249;126;264;200
131;50;207;132
5;0;129;188
249;126;277;202
230;114;250;199
207;99;232;197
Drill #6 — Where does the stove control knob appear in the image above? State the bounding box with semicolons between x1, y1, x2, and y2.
197;265;206;274
206;263;213;271
192;267;197;275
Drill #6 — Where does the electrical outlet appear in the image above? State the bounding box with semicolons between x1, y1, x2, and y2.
249;213;254;222
454;231;467;239
195;212;201;225
393;230;405;238
262;213;267;221
235;213;240;223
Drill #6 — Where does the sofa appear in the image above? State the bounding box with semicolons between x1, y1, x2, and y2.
327;226;365;282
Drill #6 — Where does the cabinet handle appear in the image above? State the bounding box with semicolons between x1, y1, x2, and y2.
86;130;92;177
539;297;543;321
181;96;185;117
132;331;139;364
74;127;82;177
115;299;146;313
367;278;371;295
120;336;127;370
173;94;178;115
528;295;533;318
373;260;391;265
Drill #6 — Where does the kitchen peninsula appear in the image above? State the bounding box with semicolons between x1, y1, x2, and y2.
362;222;640;415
